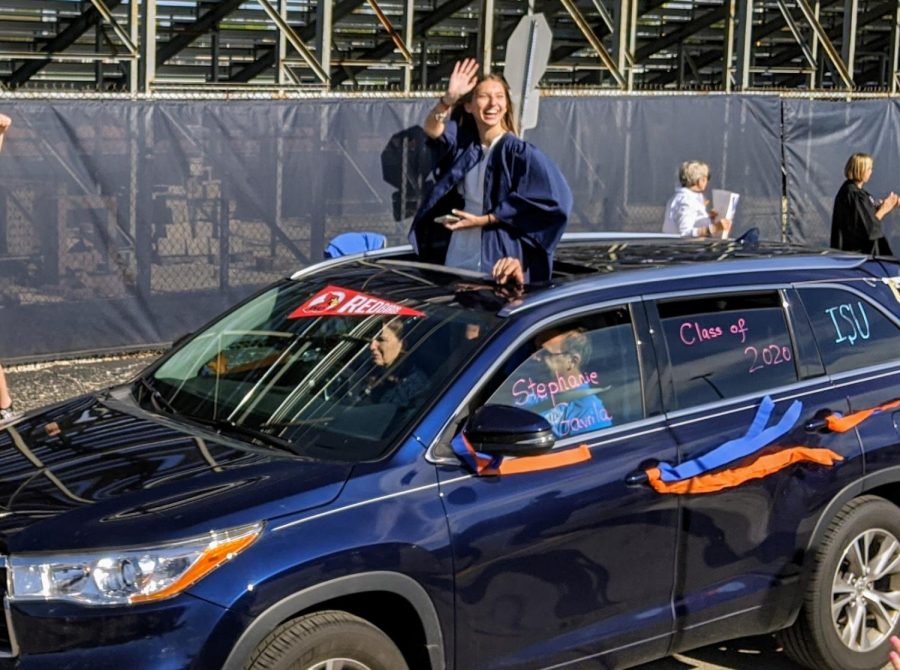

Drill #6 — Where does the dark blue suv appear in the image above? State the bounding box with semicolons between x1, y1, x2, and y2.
2;235;900;670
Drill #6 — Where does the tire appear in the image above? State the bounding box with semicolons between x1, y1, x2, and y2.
779;495;900;670
244;610;410;670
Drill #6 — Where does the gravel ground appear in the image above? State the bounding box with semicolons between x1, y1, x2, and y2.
3;353;883;670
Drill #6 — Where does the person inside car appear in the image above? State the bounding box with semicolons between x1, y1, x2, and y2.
523;327;613;439
663;160;732;238
363;318;428;407
410;58;572;286
831;152;898;255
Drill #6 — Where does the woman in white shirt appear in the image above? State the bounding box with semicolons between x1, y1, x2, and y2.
662;160;732;238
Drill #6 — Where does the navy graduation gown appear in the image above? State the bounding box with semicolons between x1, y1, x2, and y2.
409;117;572;283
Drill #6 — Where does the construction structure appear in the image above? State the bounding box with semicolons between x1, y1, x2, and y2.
0;0;897;94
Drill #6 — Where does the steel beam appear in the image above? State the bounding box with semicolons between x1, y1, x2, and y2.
129;0;139;92
367;0;413;64
277;0;288;85
841;0;858;81
330;0;474;87
635;6;726;61
140;0;156;93
724;0;737;91
775;0;818;70
612;0;637;89
793;0;854;88
892;0;900;92
156;0;244;66
87;0;137;54
477;0;495;74
5;0;124;86
403;0;414;91
256;0;328;84
228;0;363;84
558;0;626;87
314;0;333;84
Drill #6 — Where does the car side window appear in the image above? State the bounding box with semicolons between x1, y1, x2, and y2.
484;307;644;440
656;291;798;410
797;287;900;374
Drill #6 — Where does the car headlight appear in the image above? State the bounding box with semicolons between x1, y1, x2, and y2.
7;522;261;606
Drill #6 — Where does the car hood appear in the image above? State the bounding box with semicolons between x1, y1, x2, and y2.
0;390;352;553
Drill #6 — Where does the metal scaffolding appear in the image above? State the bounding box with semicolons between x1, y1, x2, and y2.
0;0;897;93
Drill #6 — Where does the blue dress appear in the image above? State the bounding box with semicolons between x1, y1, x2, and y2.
409;117;573;283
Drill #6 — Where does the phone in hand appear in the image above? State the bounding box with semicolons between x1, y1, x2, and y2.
434;214;461;225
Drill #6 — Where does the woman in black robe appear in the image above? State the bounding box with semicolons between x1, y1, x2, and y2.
831;153;898;255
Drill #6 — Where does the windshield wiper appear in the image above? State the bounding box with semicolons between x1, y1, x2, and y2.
135;376;177;415
197;417;295;453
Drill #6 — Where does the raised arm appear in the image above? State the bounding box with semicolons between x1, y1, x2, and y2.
423;58;479;140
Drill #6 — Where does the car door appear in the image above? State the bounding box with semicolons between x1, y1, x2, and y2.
435;301;680;669
646;287;864;652
795;282;900;471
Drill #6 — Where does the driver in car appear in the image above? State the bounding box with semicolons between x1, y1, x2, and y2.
363;318;428;407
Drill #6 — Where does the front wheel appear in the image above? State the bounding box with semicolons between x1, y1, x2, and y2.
779;495;900;670
244;610;410;670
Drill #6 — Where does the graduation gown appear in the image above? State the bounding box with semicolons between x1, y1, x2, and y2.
409;117;573;283
831;179;893;255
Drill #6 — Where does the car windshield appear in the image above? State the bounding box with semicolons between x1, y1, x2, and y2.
138;271;503;461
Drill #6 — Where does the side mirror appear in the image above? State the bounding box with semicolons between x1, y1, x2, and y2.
464;404;555;457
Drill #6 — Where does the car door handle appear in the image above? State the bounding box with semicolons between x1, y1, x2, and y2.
804;418;833;432
625;469;650;486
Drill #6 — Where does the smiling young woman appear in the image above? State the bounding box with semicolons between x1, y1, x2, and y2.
409;58;572;286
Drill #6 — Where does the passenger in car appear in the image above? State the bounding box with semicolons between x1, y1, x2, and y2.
662;160;732;238
410;58;573;285
364;318;428;407
831;152;898;255
523;328;613;439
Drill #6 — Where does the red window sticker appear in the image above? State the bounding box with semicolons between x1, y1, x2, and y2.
288;285;426;319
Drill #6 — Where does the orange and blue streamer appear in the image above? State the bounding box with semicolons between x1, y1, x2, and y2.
646;447;843;495
451;433;591;476
655;396;802;482
646;396;842;495
824;399;900;433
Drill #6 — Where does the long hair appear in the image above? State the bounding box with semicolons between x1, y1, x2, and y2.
453;74;520;137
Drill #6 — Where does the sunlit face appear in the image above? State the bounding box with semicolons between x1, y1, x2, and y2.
693;171;710;193
863;162;874;184
533;332;578;377
370;326;403;368
465;79;508;134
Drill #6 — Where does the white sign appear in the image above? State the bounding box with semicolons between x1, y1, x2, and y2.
504;14;553;132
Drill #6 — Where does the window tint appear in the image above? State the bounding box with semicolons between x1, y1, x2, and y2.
798;287;900;374
657;292;797;410
485;307;643;439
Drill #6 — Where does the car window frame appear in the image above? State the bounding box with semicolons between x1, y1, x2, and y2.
425;296;660;465
645;284;815;418
791;280;900;382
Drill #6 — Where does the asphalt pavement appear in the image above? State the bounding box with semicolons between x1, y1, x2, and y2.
0;353;858;670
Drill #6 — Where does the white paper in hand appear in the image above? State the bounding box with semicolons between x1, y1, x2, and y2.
712;189;740;220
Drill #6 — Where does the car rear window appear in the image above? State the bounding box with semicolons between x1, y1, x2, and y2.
656;291;798;410
797;286;900;375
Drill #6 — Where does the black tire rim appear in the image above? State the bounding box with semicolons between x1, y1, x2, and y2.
831;527;900;652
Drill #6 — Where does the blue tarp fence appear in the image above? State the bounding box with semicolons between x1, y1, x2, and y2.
0;95;895;360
